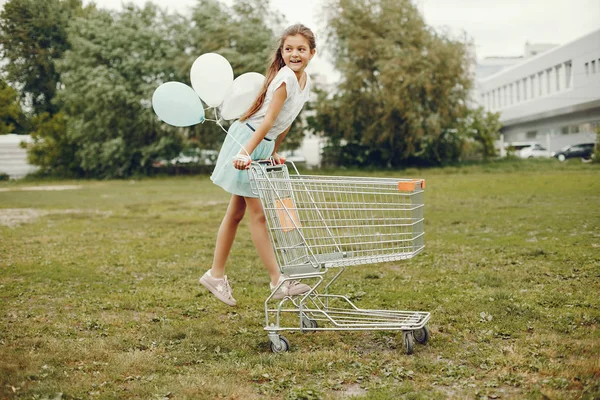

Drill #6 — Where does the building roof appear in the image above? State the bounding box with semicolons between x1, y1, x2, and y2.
0;134;33;144
480;27;600;83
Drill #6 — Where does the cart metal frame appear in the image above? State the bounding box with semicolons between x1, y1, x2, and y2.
249;161;430;354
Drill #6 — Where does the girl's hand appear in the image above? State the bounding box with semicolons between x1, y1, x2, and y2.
232;154;251;170
272;153;286;165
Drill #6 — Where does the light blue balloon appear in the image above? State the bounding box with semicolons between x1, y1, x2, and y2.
152;82;205;127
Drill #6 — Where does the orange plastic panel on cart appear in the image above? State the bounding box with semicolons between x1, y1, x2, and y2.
275;198;301;232
397;180;425;191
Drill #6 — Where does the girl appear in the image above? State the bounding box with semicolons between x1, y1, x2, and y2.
199;24;316;306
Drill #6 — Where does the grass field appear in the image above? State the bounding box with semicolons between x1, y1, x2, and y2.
1;159;599;399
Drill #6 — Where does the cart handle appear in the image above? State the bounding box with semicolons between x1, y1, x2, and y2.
251;159;299;173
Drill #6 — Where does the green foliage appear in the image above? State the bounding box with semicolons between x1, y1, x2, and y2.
191;0;281;74
22;0;288;177
0;78;23;134
463;107;503;160
311;0;473;167
34;4;189;178
0;0;83;116
26;112;80;176
184;0;286;152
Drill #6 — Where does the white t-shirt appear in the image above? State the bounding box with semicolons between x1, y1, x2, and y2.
245;66;311;140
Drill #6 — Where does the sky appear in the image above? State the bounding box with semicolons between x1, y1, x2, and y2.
1;0;599;82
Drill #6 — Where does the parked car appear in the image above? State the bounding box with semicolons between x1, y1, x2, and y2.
170;149;218;165
505;142;549;158
551;143;595;162
152;149;218;168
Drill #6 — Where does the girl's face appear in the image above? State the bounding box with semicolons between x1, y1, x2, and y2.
281;34;315;75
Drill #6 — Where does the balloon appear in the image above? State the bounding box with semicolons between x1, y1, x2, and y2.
190;53;234;107
220;72;265;120
152;82;205;127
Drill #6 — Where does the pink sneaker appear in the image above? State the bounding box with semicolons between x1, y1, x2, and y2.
199;271;236;306
270;277;311;300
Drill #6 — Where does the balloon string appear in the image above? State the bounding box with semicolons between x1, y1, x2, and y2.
203;107;250;158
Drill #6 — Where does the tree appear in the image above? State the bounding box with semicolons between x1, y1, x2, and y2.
26;111;80;175
184;0;288;152
311;0;474;167
0;79;24;134
28;3;187;178
464;107;502;160
0;0;83;116
25;0;295;177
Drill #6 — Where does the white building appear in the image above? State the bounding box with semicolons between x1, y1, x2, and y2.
0;134;38;179
476;56;524;82
478;29;600;152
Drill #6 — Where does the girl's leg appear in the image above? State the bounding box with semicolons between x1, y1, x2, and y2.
210;194;246;278
244;196;280;286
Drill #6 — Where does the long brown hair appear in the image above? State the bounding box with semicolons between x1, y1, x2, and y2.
239;24;316;121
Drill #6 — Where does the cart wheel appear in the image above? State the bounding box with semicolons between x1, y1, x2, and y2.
270;335;290;353
403;332;414;355
413;326;429;345
301;317;318;330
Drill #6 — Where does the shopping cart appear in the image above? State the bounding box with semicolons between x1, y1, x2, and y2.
249;161;429;354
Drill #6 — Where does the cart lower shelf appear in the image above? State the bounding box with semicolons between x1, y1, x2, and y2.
264;293;430;354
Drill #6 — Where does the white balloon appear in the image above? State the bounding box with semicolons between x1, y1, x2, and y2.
190;53;234;107
152;82;205;127
220;72;265;120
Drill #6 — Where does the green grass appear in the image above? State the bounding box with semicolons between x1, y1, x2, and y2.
1;159;599;399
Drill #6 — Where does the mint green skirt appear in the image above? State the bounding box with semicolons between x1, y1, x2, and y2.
210;121;275;198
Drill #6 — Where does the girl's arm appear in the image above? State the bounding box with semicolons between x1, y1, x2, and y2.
271;125;291;164
233;84;287;170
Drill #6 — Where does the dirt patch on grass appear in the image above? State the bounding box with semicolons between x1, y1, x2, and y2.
0;208;112;228
186;200;228;208
0;208;49;227
340;384;367;397
0;184;82;192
